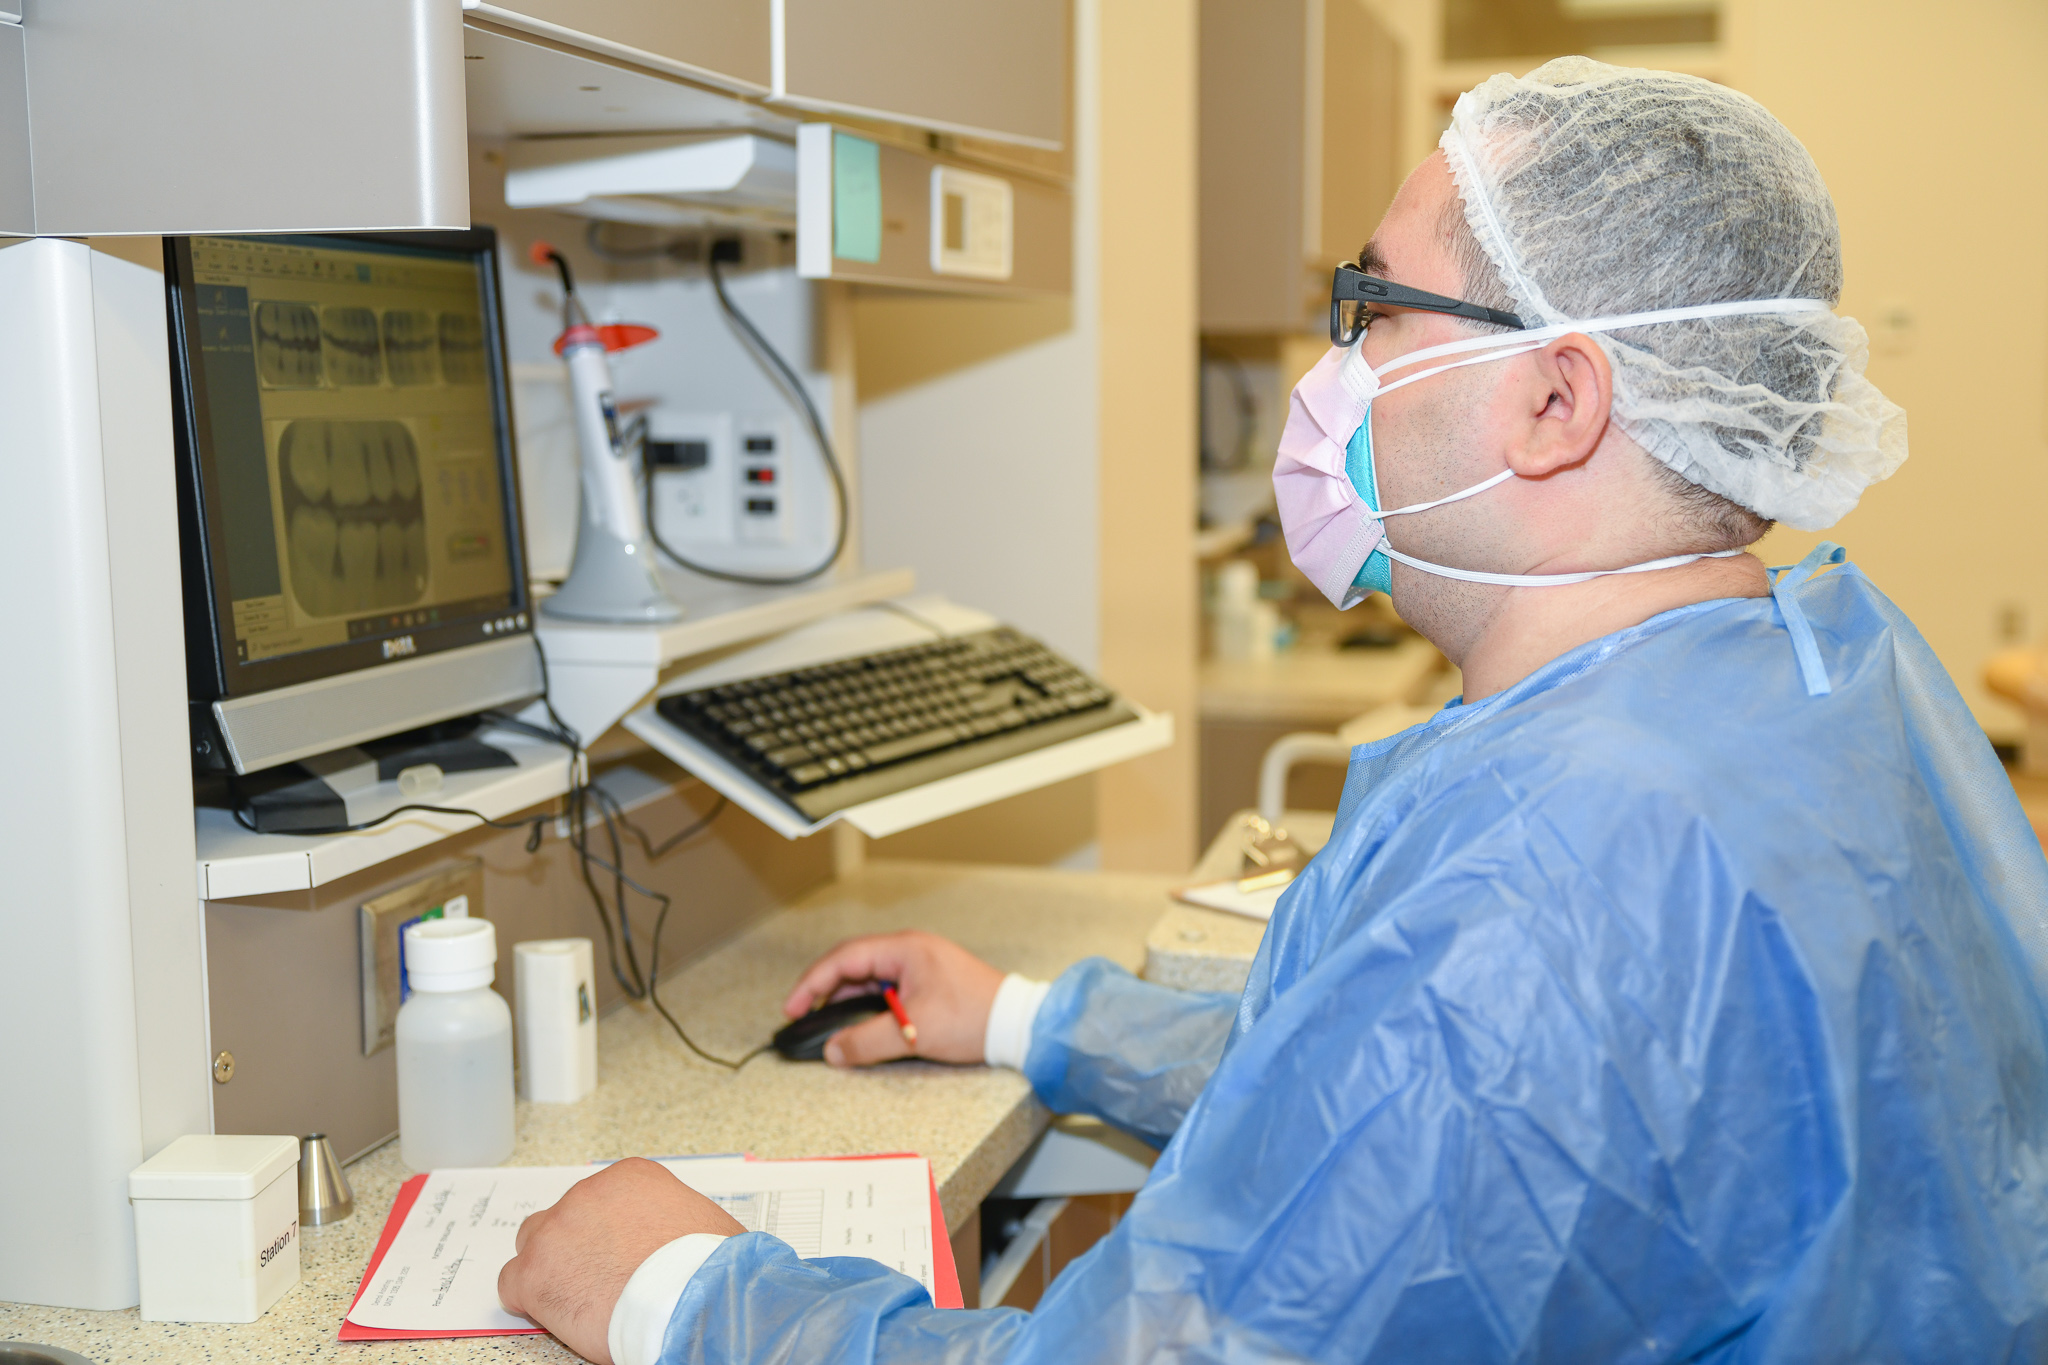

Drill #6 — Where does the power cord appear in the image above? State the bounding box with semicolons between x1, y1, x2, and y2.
229;635;763;1071
579;222;849;587
617;794;730;861
569;782;763;1071
644;250;849;585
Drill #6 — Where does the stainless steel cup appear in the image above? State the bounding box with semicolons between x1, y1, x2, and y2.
299;1133;354;1226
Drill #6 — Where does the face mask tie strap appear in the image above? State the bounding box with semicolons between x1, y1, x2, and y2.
1377;544;1745;588
1767;541;1848;697
1376;467;1517;520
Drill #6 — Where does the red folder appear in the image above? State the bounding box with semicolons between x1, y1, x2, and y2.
338;1154;963;1342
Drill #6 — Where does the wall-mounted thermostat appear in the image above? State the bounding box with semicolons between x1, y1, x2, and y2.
930;166;1014;280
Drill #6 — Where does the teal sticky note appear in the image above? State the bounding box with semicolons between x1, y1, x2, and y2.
832;133;883;263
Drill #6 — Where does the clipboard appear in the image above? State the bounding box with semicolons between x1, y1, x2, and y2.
338;1152;962;1341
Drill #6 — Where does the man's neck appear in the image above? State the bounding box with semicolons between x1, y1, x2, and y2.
1438;552;1773;702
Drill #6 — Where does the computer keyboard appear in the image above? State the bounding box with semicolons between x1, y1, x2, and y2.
654;627;1137;820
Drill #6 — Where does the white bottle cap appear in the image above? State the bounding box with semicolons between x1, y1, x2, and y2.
405;917;497;993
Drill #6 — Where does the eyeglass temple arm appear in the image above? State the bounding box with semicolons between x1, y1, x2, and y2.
1340;268;1526;331
1438;299;1525;330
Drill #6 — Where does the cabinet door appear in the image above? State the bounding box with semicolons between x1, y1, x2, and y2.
776;0;1067;150
1198;0;1401;333
1314;0;1401;283
472;0;773;93
1198;0;1310;332
16;0;466;235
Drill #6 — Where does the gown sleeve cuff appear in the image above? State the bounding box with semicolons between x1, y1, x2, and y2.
983;973;1053;1071
607;1232;732;1365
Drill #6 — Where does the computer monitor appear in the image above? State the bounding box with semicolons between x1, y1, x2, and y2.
166;229;543;775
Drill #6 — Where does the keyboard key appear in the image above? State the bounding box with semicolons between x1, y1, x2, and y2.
865;725;962;765
654;627;1130;817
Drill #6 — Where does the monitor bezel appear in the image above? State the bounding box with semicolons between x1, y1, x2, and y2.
166;228;533;702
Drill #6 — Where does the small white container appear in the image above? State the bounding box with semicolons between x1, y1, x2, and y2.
515;937;599;1103
398;916;515;1170
128;1133;301;1323
1212;559;1277;662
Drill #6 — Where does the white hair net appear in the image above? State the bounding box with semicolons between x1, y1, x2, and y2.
1440;57;1906;529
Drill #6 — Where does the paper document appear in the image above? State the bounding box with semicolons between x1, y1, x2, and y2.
1172;869;1293;921
344;1155;942;1335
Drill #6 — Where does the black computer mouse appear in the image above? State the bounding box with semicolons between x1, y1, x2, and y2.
771;992;890;1062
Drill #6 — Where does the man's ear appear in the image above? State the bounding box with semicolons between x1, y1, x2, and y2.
1505;332;1613;478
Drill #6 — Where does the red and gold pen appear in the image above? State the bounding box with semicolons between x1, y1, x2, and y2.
882;984;918;1047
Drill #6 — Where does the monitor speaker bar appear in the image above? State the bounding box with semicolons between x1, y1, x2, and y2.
212;637;543;775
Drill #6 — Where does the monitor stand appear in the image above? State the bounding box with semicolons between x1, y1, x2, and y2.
197;718;516;833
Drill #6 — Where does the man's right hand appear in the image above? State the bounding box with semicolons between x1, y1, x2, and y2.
783;930;1005;1068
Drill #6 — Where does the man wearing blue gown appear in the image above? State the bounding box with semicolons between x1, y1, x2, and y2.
501;58;2048;1364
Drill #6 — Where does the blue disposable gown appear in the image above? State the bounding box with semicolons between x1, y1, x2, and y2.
661;556;2048;1363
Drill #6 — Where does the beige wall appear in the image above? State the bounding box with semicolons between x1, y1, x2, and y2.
1095;0;1201;872
1348;0;2048;731
1729;0;2048;731
855;0;1201;873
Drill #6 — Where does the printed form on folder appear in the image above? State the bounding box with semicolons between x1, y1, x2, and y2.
346;1155;943;1336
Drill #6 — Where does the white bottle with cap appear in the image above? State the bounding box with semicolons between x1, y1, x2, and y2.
397;917;515;1170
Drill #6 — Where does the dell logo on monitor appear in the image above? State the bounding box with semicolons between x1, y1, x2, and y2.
382;636;417;660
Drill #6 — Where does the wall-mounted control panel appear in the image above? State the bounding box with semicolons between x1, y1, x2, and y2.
930;165;1014;280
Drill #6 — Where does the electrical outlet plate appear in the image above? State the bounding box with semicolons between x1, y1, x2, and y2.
647;409;737;546
358;859;483;1057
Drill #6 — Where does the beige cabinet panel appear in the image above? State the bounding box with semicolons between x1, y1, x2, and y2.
11;0;467;235
778;0;1067;149
1199;0;1401;333
471;0;773;92
795;125;1071;296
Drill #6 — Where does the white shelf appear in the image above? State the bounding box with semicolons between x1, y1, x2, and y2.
195;572;911;900
622;596;1176;840
194;730;573;901
534;564;915;670
192;584;1164;895
629;700;1173;841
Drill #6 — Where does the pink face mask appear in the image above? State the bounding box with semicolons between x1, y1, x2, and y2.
1272;298;1820;608
1272;345;1383;610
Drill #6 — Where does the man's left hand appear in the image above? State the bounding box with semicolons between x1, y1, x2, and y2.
498;1156;747;1365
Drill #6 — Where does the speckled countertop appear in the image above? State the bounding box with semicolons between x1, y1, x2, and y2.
1143;902;1268;995
0;860;1179;1364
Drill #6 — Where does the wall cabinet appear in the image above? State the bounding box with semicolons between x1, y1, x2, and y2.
464;0;773;94
1198;0;1401;334
776;0;1067;150
478;0;1068;150
1;0;1070;236
1;0;466;236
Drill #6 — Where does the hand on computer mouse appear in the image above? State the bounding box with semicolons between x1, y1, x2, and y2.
783;930;1005;1068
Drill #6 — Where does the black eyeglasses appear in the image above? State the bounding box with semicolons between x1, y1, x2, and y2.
1329;262;1526;346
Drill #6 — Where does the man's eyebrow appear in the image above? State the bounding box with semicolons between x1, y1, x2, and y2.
1356;241;1391;277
